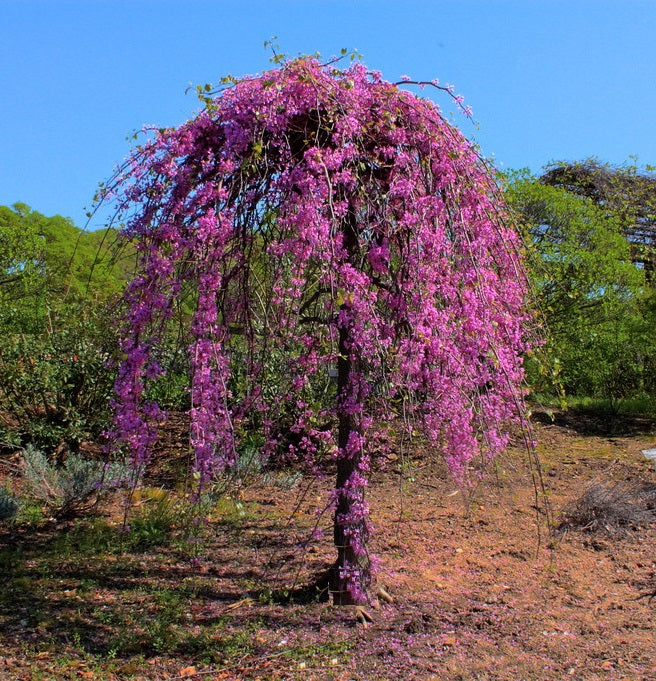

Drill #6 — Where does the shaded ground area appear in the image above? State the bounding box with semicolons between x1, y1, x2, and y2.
1;412;656;680
531;407;656;437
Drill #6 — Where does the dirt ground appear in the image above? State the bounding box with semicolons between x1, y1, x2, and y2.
1;410;656;681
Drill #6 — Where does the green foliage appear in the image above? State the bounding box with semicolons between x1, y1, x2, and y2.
143;341;191;410
46;501;180;558
541;158;656;275
0;305;118;452
0;203;133;334
506;168;651;405
507;168;643;316
126;490;181;549
0;203;46;333
561;394;656;417
0;204;131;453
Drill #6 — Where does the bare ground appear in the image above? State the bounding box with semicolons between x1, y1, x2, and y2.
1;412;656;681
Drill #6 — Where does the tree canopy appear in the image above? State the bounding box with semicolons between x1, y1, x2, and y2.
0;203;132;332
541;159;656;276
506;168;652;404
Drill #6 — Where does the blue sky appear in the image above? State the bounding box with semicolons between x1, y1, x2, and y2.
1;0;655;229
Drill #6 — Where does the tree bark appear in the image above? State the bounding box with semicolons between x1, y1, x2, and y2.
330;211;371;605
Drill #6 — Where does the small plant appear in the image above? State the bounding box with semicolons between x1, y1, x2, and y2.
20;446;129;518
558;479;656;535
127;489;179;549
0;487;19;521
119;487;220;556
50;518;122;556
208;434;303;496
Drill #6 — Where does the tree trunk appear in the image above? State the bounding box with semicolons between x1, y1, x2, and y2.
330;212;371;605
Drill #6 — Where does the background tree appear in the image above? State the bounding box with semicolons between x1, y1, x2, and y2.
541;159;656;278
506;169;651;407
0;203;132;332
0;203;47;333
0;204;130;453
107;57;533;604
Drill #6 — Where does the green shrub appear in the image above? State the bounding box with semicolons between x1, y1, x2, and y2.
0;306;117;453
144;342;191;410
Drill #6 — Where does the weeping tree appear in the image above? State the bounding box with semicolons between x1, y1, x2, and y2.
107;57;533;605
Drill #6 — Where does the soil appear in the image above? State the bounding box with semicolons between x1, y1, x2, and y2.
1;410;656;681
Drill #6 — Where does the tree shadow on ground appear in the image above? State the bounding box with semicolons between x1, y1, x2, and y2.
0;501;331;661
531;407;656;437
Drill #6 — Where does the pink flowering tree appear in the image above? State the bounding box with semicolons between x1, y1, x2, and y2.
108;57;532;605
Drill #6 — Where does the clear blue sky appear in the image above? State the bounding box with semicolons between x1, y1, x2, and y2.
1;0;655;229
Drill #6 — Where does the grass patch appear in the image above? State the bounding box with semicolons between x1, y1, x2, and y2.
566;394;656;416
0;483;270;674
531;393;656;417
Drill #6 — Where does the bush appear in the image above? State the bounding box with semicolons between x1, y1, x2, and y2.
0;306;117;453
558;479;656;535
20;446;129;518
144;341;191;411
0;487;19;521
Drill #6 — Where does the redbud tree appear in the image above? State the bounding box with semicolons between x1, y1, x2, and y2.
108;57;532;605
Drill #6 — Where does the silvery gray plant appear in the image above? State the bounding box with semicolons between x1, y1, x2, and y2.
0;487;19;521
20;445;130;517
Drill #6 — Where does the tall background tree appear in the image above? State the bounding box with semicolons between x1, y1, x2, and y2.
107;57;534;604
542;159;656;278
506;162;656;408
0;203;47;333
